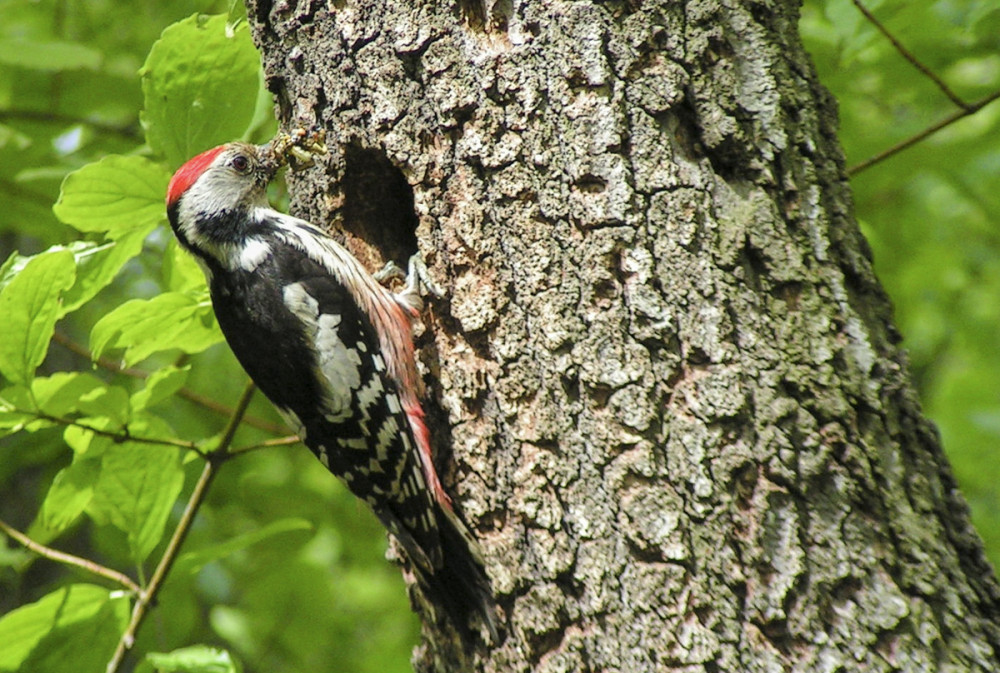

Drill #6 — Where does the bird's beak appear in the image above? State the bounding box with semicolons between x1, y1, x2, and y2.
257;141;285;181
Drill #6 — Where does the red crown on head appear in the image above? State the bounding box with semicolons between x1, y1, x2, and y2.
166;145;227;206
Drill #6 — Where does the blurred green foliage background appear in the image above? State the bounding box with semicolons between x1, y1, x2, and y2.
0;0;997;671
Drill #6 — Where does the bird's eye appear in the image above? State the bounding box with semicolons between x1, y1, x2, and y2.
231;155;251;173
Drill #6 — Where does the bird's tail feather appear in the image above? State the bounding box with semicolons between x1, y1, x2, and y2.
414;504;499;644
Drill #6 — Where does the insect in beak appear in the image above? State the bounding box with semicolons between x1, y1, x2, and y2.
260;128;328;174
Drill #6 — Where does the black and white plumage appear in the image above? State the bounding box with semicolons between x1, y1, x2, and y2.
166;141;496;640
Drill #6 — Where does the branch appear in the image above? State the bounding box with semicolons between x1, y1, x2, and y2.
104;382;256;673
214;382;258;457
851;0;969;110
51;332;287;435
231;434;300;455
846;0;1000;175
29;411;204;455
0;518;141;595
848;89;1000;175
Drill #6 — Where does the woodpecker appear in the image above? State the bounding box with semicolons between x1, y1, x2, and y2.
165;138;496;640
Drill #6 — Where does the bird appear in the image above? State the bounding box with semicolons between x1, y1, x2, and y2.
164;136;496;641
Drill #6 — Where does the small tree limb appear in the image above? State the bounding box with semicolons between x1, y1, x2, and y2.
0;518;142;595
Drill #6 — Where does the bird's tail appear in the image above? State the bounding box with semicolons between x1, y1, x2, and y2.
412;503;499;644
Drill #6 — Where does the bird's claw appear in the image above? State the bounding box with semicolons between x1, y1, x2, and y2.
406;254;445;300
374;260;407;285
377;254;444;314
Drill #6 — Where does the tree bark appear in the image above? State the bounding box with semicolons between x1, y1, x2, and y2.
246;0;1000;670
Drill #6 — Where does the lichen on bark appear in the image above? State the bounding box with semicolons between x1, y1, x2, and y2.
247;0;1000;671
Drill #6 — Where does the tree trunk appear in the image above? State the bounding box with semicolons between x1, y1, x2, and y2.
246;0;1000;670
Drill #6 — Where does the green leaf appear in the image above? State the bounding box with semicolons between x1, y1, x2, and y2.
0;251;23;292
30;372;107;418
76;385;131;430
19;591;130;673
227;0;248;33
1;235;152;319
175;518;313;575
141;15;261;167
164;237;207;292
88;441;185;563
0;407;35;433
53;155;169;239
61;231;150;315
0;385;36;433
131;365;191;412
0;39;102;71
63;424;113;457
0;249;76;385
32;457;101;542
90;290;222;367
0;584;126;671
146;645;240;673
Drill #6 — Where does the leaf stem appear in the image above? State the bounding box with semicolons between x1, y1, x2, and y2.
0;518;141;595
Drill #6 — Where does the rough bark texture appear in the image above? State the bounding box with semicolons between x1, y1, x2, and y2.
246;0;1000;671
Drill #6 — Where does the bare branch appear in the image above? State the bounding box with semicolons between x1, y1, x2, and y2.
0;518;142;595
215;382;258;457
848;89;1000;175
29;410;205;455
852;0;969;110
231;434;301;455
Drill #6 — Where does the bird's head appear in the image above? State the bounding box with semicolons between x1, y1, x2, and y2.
165;132;327;263
166;141;276;231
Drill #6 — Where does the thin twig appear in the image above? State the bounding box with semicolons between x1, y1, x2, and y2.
215;382;258;457
104;382;256;673
0;518;141;595
852;0;969;110
30;411;204;454
178;388;284;435
51;332;287;435
848;89;1000;175
231;435;301;455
